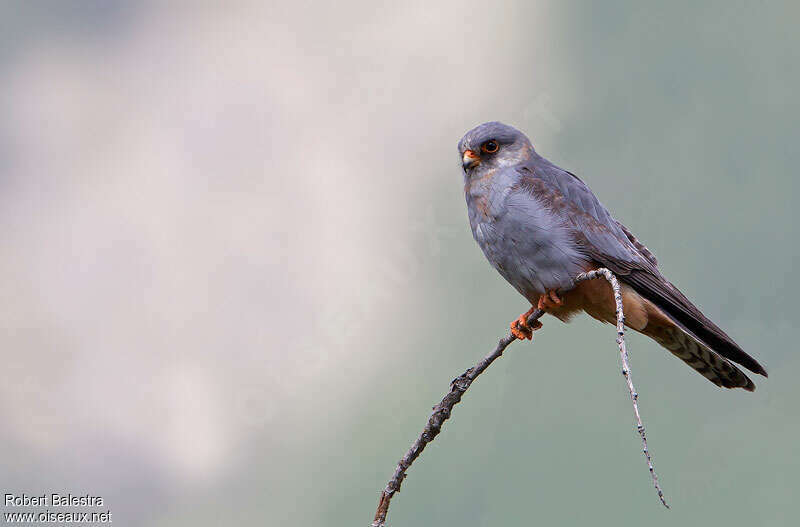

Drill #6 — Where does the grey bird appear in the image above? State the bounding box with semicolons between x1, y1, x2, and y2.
459;121;767;390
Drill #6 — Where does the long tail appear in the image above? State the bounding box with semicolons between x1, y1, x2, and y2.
624;270;766;391
639;306;756;390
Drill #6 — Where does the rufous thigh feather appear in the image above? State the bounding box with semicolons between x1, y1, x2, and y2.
544;275;755;391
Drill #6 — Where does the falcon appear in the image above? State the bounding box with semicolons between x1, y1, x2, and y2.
459;121;766;390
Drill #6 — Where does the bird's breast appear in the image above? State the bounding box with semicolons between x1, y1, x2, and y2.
465;179;588;300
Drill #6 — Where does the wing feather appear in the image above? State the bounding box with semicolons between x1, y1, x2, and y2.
518;157;767;378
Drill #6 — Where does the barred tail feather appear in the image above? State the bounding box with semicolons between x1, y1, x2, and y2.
641;312;756;391
624;270;767;377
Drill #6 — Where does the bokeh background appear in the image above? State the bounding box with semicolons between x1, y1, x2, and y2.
1;1;798;525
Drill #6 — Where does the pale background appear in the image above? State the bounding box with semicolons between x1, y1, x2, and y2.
0;1;798;525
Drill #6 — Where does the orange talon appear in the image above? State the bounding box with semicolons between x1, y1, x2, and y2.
549;290;562;305
538;290;563;311
510;306;541;340
510;321;531;340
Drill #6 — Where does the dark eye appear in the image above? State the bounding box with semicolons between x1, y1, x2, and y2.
481;140;499;154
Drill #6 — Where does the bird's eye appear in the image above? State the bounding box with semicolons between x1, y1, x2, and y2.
481;140;499;154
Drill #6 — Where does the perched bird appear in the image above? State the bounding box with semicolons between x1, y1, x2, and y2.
459;121;767;390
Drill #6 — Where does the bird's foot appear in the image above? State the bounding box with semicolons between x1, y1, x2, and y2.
537;290;563;311
510;307;542;340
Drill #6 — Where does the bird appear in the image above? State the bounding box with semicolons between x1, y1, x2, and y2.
458;121;767;390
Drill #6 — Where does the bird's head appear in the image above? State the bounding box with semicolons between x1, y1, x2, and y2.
457;121;534;176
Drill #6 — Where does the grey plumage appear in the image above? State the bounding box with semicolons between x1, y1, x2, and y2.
459;121;766;390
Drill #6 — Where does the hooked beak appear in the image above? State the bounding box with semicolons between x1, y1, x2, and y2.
462;149;480;169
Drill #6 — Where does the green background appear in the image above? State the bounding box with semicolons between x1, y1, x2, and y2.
0;1;797;525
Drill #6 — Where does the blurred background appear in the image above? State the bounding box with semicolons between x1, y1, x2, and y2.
0;1;797;525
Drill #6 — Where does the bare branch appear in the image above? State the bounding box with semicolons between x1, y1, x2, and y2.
579;268;669;508
371;268;667;526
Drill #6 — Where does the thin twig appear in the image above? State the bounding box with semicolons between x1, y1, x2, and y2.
579;268;669;508
371;268;667;526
